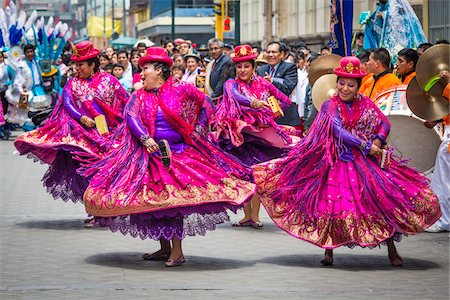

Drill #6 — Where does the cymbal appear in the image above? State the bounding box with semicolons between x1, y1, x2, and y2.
312;74;337;110
406;76;448;121
416;44;449;90
308;54;341;86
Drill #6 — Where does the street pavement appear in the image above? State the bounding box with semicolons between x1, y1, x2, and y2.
0;136;449;300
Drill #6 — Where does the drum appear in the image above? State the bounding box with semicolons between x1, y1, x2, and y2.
28;94;52;112
374;85;442;174
374;85;410;114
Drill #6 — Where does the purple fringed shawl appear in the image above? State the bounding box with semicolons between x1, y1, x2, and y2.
210;76;293;147
275;94;390;204
14;71;128;202
253;94;441;248
82;78;251;205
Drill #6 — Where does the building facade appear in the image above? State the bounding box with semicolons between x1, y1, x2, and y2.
240;0;448;50
136;0;216;45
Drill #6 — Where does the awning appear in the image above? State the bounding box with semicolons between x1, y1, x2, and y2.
110;36;138;47
134;38;155;47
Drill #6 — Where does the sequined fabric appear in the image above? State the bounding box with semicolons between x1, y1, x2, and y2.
253;94;441;249
83;79;256;240
14;71;128;202
210;76;296;168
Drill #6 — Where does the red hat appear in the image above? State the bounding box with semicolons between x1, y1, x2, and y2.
71;41;100;62
139;47;173;68
333;56;366;78
232;44;257;63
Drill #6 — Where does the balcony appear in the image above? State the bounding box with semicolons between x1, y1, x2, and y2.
129;0;149;12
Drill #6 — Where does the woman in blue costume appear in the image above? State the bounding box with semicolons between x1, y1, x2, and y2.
362;0;427;64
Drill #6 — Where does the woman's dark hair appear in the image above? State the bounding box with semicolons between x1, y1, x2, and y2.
232;59;256;77
171;63;185;73
132;64;142;76
224;60;236;79
295;50;306;61
152;61;171;81
163;40;174;48
130;49;140;58
337;76;362;89
86;57;100;73
99;53;109;61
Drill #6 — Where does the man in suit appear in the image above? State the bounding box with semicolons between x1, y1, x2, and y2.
205;38;232;103
257;41;300;126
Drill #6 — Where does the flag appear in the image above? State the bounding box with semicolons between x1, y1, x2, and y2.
329;0;353;56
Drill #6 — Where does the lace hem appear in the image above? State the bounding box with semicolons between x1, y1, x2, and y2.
94;211;230;240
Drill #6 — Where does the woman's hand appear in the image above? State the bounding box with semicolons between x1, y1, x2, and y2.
258;100;270;109
80;115;96;128
143;137;160;154
251;99;270;109
369;144;382;156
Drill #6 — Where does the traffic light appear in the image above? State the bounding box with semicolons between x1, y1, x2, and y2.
213;4;222;16
223;18;231;32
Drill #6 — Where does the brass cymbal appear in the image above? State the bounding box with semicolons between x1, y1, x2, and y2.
406;76;448;121
308;54;341;86
416;44;449;90
312;74;337;110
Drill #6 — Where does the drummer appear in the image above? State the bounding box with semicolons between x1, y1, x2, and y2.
424;70;449;233
395;48;419;85
362;48;402;100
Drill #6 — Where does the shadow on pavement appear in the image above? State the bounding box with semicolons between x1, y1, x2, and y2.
217;221;285;234
85;252;254;271
15;219;107;231
258;253;442;271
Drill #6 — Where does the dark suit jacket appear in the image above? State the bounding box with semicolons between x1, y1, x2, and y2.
257;61;300;126
209;54;232;99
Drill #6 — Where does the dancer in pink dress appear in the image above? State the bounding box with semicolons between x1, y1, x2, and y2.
82;47;255;267
252;56;441;266
14;41;128;203
210;44;298;228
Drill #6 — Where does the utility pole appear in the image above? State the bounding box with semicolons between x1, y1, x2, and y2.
234;0;240;44
122;0;126;36
112;0;115;40
103;0;106;47
171;0;175;41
